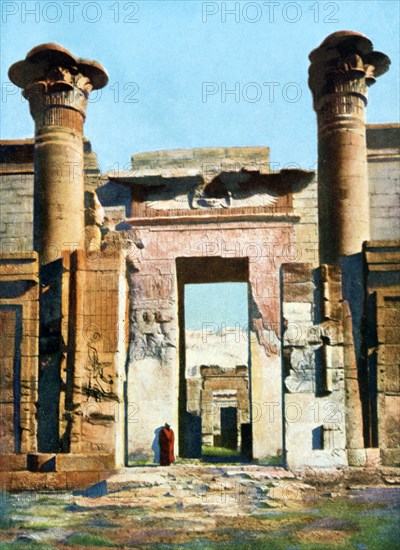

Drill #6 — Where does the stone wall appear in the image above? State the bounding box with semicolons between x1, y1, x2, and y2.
281;263;365;469
365;241;400;466
367;124;400;241
292;174;319;267
0;140;34;254
59;249;127;468
0;252;39;471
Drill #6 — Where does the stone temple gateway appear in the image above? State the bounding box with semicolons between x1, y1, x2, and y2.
0;31;399;489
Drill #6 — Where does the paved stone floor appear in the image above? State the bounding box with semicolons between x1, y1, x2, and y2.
0;465;399;549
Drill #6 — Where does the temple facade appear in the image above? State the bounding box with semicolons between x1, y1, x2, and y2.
0;31;399;489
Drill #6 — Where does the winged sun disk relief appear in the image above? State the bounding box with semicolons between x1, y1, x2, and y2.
146;186;278;211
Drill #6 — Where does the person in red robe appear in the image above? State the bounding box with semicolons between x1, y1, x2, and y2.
159;423;175;466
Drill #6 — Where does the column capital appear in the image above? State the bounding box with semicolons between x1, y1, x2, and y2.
9;43;108;127
308;31;390;112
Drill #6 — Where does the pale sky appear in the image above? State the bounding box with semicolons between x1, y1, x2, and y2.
1;0;399;173
185;283;248;329
1;1;399;328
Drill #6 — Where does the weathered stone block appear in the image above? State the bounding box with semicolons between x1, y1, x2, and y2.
320;320;343;345
10;472;47;491
381;448;400;467
385;396;400;447
282;302;313;322
323;281;342;302
21;335;39;357
306;325;321;344
284;348;316;393
323;300;343;322
57;453;116;472
365;448;381;468
378;326;400;344
0;454;27;471
383;308;400;327
0;389;14;402
44;472;68;491
384;345;400;364
283;282;315;303
347;448;367;466
281;263;313;283
65;471;113;490
324;345;344;369
385;365;400;393
321;264;341;283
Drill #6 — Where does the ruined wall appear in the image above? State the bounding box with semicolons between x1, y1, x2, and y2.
364;124;400;467
282;264;350;468
367;124;400;241
365;242;400;466
0;140;34;253
0;253;39;471
292;174;319;267
59;249;127;469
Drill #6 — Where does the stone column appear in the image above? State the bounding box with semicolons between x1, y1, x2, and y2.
309;31;390;264
9;43;108;265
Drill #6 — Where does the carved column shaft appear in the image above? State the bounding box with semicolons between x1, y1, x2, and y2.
30;91;86;265
317;81;369;263
309;32;390;263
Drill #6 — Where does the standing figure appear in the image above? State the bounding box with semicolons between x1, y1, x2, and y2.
159;423;175;466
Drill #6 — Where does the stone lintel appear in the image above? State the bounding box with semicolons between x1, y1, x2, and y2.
131;146;270;172
126;213;301;226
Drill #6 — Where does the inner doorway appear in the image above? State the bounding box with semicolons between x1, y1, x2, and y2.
177;256;252;462
220;407;238;450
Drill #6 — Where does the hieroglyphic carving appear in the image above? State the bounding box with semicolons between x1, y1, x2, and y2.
84;339;116;402
132;310;175;361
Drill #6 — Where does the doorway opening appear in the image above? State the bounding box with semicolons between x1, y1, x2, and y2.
177;257;252;462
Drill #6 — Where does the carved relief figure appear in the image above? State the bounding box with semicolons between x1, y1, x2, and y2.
85;339;114;401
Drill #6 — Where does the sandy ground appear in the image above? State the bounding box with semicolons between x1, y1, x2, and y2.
1;465;399;549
